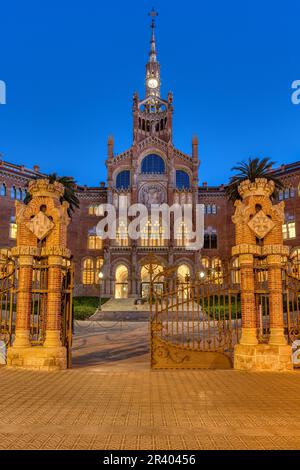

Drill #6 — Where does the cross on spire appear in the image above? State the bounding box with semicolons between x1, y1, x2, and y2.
149;7;158;26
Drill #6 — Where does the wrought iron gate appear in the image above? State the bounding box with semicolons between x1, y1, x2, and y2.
0;255;16;347
150;259;300;369
0;255;74;367
150;263;242;369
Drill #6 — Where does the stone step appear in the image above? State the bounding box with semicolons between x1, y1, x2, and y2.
101;298;149;312
90;310;149;322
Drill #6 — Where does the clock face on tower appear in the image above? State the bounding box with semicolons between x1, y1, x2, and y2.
147;78;158;89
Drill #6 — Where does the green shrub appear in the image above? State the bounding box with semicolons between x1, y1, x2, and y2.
73;296;109;320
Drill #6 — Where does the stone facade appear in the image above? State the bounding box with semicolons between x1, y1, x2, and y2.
0;16;300;298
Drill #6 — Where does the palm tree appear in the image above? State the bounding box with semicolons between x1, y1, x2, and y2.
225;157;284;202
24;173;80;217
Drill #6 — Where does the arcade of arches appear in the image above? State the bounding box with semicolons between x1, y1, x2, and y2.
112;262;195;299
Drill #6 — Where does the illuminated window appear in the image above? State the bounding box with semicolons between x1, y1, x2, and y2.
95;257;104;284
211;258;223;284
116;171;130;190
82;258;94;285
141;154;165;174
88;235;102;250
283;222;296;239
231;257;240;284
201;257;210;269
88;205;98;215
9;223;17;239
175;222;190;247
176;170;190;190
291;249;300;278
115;221;129;246
140;219;165;247
177;264;191;283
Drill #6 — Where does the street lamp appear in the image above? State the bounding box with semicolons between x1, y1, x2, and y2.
199;271;205;279
98;271;104;311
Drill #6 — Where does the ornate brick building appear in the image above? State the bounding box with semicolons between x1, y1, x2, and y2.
1;13;300;298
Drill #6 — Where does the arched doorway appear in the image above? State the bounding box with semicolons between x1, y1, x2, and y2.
177;264;191;299
140;263;164;299
177;264;191;284
114;264;129;299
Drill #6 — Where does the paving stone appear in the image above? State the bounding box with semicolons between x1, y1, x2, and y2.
1;321;300;449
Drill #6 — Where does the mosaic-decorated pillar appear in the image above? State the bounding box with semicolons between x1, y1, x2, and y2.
7;179;71;370
232;178;292;371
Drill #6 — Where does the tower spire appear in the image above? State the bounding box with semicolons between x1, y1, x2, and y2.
149;7;158;62
146;8;160;99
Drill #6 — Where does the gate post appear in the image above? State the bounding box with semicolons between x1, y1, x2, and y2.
232;178;292;371
7;179;71;370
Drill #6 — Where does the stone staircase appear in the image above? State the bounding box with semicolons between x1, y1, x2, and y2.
90;298;150;321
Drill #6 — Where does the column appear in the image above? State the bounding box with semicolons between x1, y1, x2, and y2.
267;254;286;345
13;255;33;348
44;255;62;348
239;253;258;345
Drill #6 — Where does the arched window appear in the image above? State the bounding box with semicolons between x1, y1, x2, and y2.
211;258;223;284
9;216;17;239
95;257;104;284
88;232;102;250
203;231;218;249
82;258;94;285
0;183;6;197
116;220;129;247
140;218;166;247
0;183;6;196
141;263;164;298
88;205;99;215
176;170;190;190
141;154;165;174
116;170;130;190
16;188;22;200
231;257;240;284
10;186;16;199
175;221;190;247
201;257;210;269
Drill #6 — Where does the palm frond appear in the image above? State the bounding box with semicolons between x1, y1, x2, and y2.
225;157;284;202
24;173;80;218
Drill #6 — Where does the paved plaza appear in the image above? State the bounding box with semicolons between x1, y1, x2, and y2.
1;321;300;450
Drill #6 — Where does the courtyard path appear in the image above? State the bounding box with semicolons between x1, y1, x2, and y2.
0;321;300;450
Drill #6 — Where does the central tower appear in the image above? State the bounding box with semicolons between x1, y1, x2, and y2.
133;8;173;144
105;9;200;300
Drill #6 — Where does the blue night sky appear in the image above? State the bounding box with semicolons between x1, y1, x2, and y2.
0;0;300;186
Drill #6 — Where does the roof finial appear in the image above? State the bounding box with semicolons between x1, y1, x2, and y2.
148;7;158;62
